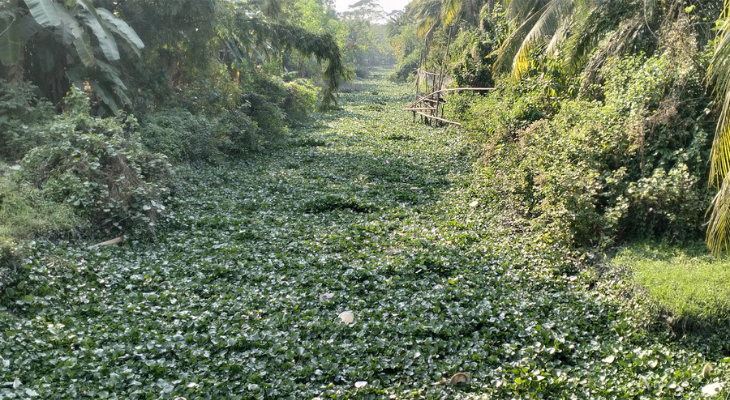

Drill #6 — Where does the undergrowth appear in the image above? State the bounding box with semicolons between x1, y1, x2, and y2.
0;87;173;243
450;21;713;249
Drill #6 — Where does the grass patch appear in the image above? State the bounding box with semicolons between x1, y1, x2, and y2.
302;194;375;213
0;172;78;240
612;242;730;330
385;133;415;141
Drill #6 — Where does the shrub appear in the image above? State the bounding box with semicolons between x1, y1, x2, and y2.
140;109;221;164
213;106;262;155
141;74;319;163
0;175;78;239
461;50;712;247
283;79;318;126
354;67;369;78
17;88;173;232
241;93;288;140
448;27;502;88
454;77;557;142
242;74;289;139
390;50;421;83
174;68;245;115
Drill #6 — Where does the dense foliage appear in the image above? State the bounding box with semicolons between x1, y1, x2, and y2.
2;0;730;397
8;87;172;233
385;0;721;249
452;41;714;247
1;74;728;399
0;0;395;243
0;79;54;161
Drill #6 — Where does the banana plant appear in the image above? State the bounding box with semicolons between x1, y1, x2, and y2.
0;0;144;113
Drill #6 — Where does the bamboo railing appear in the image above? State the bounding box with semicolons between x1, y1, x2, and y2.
404;86;495;126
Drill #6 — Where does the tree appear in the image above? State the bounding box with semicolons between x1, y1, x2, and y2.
493;0;588;78
491;0;658;79
224;13;346;108
0;0;144;110
341;0;385;23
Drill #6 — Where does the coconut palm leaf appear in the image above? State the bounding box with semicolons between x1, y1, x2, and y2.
494;1;555;77
442;0;484;27
707;12;730;253
410;0;442;39
496;0;600;78
710;15;730;184
504;0;549;22
708;178;730;254
442;0;461;27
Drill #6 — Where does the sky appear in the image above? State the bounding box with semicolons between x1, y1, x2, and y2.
334;0;411;14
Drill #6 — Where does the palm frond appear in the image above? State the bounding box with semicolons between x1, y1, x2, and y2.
386;13;408;37
546;22;566;55
710;15;730;185
707;174;730;255
417;15;439;38
707;6;730;254
496;0;574;78
494;7;545;75
561;0;619;75
442;0;460;27
503;0;549;23
410;0;441;39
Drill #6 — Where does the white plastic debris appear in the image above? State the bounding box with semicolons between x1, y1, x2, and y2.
319;293;334;301
702;383;724;397
338;311;355;324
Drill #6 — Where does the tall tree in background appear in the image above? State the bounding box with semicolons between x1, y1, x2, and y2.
341;0;385;22
106;0;346;110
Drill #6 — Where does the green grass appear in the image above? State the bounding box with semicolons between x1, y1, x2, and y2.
613;242;730;329
0;170;78;240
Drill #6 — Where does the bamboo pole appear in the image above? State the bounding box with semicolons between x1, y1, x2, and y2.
410;111;462;126
405;87;495;127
